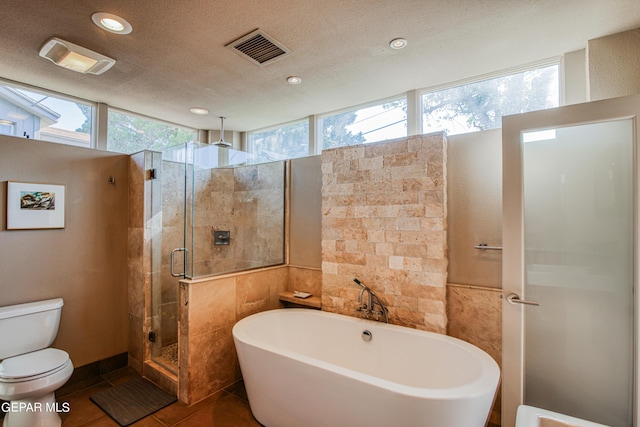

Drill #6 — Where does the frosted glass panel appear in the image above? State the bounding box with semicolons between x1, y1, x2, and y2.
522;119;634;427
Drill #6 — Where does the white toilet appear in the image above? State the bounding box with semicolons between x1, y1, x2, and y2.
0;298;74;427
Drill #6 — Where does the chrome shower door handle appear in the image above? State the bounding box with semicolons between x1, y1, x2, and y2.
505;293;540;306
171;247;188;277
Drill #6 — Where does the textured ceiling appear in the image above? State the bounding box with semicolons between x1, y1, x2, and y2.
1;0;640;132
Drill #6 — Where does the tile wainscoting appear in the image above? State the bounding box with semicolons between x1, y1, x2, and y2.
178;265;288;404
447;283;502;427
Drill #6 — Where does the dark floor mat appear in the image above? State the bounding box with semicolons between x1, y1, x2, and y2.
90;377;177;426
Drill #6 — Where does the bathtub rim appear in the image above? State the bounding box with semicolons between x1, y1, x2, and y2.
233;308;500;400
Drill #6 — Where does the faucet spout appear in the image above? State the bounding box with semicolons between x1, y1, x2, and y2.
352;278;389;323
357;286;367;305
354;278;368;308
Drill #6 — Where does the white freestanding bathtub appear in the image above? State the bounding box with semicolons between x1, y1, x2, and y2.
232;309;500;427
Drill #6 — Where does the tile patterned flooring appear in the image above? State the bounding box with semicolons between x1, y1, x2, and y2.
55;367;262;426
2;366;502;426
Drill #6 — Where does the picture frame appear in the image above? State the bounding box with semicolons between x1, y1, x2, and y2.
6;181;66;230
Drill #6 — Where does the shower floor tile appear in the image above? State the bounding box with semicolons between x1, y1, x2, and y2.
160;343;178;366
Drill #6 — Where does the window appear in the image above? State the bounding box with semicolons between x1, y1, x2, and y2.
107;109;196;154
421;64;559;135
0;119;15;136
0;81;94;147
247;119;309;160
320;97;407;150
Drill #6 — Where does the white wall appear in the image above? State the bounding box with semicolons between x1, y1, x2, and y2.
588;28;640;101
447;129;502;288
289;155;322;268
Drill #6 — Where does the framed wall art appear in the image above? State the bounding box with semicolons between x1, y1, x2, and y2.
6;181;66;229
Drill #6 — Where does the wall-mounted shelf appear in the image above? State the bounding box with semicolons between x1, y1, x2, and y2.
279;291;321;309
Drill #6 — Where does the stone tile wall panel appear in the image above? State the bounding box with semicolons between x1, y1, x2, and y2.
321;134;448;332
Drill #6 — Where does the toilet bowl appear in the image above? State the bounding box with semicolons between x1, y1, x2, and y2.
516;405;609;427
0;299;74;427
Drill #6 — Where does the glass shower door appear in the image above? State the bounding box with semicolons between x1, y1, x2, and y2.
149;145;188;375
502;94;640;427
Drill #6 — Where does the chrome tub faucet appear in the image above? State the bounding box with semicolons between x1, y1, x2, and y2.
353;278;389;323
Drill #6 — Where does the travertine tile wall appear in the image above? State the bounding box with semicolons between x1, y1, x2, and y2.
288;266;322;296
200;167;235;272
231;162;285;270
321;134;448;332
178;266;288;404
447;283;502;426
191;161;285;276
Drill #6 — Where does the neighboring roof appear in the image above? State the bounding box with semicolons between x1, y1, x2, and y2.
0;86;61;127
39;126;90;147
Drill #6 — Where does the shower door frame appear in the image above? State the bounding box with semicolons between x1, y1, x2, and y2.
502;93;640;427
148;149;188;376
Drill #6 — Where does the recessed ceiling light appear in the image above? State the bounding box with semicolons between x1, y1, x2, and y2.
92;12;132;35
287;76;302;85
389;38;408;50
190;107;209;115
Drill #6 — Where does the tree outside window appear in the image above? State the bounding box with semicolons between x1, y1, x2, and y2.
321;98;407;150
105;110;195;154
422;64;559;135
248;120;309;160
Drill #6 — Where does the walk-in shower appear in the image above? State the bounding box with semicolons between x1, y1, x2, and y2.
147;142;286;374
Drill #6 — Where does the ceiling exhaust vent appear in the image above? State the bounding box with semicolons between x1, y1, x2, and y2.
226;29;291;67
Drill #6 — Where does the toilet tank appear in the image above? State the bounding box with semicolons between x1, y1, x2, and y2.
0;298;64;359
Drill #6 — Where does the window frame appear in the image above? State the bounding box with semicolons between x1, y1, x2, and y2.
106;107;197;155
0;78;97;147
246;117;311;160
316;94;408;153
1;58;564;158
418;58;561;136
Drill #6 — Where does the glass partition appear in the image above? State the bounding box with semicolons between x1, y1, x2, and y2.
149;143;285;373
174;143;286;279
148;150;183;374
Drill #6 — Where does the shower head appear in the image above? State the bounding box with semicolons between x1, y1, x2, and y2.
213;116;231;147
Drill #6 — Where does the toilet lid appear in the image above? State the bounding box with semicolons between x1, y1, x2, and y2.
0;348;69;380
